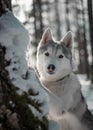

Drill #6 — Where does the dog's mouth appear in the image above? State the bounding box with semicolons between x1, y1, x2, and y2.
47;70;55;75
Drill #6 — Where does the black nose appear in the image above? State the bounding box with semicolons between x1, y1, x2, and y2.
48;64;55;71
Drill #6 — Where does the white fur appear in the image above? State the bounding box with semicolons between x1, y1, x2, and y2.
42;73;87;118
46;88;85;130
36;28;88;130
57;112;84;130
37;47;72;82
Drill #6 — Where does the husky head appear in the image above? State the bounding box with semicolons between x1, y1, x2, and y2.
37;28;74;82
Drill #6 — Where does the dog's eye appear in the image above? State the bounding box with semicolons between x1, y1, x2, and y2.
45;52;49;56
58;55;63;58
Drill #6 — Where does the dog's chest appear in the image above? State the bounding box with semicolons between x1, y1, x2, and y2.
50;82;75;109
41;74;81;110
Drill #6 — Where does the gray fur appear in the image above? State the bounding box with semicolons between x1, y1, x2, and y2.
38;40;72;60
28;28;93;130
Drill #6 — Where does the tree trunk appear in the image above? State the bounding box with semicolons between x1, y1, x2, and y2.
0;44;48;130
54;0;61;40
87;0;93;83
0;0;12;12
74;0;83;73
32;0;43;43
81;0;90;78
33;0;37;43
0;2;48;130
74;0;86;74
65;0;70;31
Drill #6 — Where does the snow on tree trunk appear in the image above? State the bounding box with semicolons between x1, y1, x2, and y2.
0;9;48;130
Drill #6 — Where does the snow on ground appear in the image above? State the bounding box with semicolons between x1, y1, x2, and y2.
0;9;49;118
77;74;93;114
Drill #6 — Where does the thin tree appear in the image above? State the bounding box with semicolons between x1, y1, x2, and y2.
80;0;90;78
87;0;93;82
73;0;84;73
65;0;70;31
32;0;43;43
33;0;37;43
54;0;61;40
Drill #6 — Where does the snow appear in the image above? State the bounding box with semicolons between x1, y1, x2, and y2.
0;9;49;118
77;74;93;113
49;120;60;130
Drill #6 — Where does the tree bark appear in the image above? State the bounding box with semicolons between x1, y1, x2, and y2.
0;2;48;130
0;45;48;130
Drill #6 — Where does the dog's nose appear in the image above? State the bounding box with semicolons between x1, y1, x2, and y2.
48;64;55;71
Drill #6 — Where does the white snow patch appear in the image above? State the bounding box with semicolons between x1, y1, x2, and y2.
77;74;93;113
49;120;60;130
28;104;42;118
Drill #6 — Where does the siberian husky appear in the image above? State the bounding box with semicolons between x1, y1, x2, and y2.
29;28;93;130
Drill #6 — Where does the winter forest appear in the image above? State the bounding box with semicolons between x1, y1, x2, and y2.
12;0;93;82
0;0;93;130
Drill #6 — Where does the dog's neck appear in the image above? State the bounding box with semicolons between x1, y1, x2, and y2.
56;74;70;82
40;73;72;91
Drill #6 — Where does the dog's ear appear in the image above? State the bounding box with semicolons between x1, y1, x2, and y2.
60;31;73;48
39;28;52;46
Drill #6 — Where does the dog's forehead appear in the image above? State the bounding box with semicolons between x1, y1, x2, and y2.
39;40;60;51
46;41;61;51
38;40;71;57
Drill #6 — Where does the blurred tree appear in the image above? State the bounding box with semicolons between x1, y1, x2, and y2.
54;0;61;39
73;0;90;79
33;0;37;43
87;0;93;83
65;0;70;31
80;0;89;78
74;0;84;74
0;0;12;12
33;0;43;44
